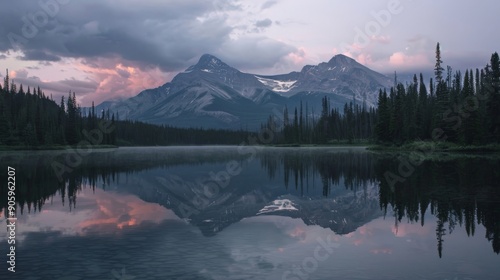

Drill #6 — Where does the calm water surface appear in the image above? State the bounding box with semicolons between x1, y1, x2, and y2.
0;146;499;280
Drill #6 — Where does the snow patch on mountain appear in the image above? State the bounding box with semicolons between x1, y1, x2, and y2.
257;199;298;215
255;76;297;92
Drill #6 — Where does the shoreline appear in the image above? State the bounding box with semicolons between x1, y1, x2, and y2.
367;141;500;153
0;144;119;151
1;141;499;154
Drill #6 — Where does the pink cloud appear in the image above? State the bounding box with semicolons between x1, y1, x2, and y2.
3;56;173;107
355;53;374;65
9;69;29;80
370;35;391;44
287;47;308;65
345;50;434;73
339;43;364;58
76;58;172;105
338;35;389;58
389;52;431;68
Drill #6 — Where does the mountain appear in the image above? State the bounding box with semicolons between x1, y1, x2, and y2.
96;54;392;130
258;54;391;97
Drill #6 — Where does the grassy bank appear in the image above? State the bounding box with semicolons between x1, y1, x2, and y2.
0;144;118;151
271;139;372;147
367;141;500;153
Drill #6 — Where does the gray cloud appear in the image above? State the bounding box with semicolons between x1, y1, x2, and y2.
0;0;293;73
116;68;131;79
255;18;273;28
11;74;98;100
18;50;61;61
217;36;296;72
261;0;278;10
14;69;29;78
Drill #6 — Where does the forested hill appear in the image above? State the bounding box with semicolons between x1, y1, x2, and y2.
374;49;500;145
0;71;251;148
264;47;500;146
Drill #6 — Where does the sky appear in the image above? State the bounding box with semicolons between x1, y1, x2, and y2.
0;0;498;106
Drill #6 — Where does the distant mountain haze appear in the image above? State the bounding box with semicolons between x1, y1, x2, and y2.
96;54;392;130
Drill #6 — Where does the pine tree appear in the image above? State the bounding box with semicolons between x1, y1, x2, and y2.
476;68;488;144
65;92;78;145
110;114;116;145
488;52;500;141
434;43;452;141
35;102;43;144
376;89;390;142
283;106;289;143
435;43;444;84
463;69;477;144
417;73;429;139
3;69;9;91
293;107;299;143
299;101;303;143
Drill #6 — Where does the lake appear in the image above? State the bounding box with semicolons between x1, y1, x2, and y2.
1;146;499;280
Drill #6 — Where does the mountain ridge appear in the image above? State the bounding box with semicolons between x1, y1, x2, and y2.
95;53;392;130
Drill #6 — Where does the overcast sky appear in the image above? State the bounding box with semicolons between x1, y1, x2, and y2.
1;0;498;105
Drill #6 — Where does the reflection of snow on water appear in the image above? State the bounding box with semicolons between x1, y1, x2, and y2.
257;199;298;215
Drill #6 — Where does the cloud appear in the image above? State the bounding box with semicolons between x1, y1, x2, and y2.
354;53;374;66
406;34;433;54
12;73;98;100
5;66;99;102
75;57;174;105
0;0;237;72
216;36;297;72
255;18;273;28
388;52;432;69
18;50;61;61
0;0;301;105
370;35;391;44
0;0;299;104
337;33;435;75
261;0;278;10
11;69;28;78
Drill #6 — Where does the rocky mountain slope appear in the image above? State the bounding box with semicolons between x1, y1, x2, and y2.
96;54;392;130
